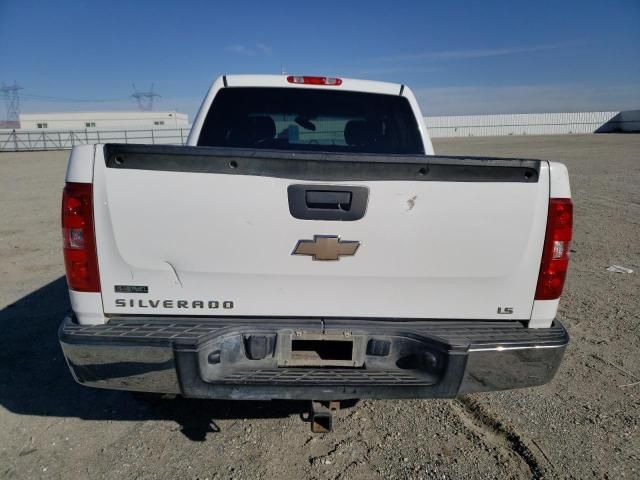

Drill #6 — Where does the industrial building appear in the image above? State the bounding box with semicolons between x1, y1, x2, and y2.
17;111;189;130
424;110;640;137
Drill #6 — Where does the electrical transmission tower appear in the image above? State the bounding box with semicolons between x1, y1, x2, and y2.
1;81;24;121
131;83;161;111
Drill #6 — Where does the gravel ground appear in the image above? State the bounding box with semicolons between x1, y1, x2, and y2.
0;135;638;479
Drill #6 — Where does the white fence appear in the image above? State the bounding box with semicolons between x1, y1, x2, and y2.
0;128;189;152
1;110;638;151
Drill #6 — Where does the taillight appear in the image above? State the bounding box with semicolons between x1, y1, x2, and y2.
62;183;100;292
535;198;573;300
286;75;342;86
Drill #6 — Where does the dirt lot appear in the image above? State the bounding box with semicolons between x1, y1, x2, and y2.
1;135;638;479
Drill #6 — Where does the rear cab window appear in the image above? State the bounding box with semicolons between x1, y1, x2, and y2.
197;87;424;155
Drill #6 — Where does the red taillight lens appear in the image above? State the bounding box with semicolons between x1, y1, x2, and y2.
62;183;100;292
535;198;573;300
286;75;342;86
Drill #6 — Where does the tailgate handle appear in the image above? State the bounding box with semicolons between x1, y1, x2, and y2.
305;190;352;210
288;184;369;221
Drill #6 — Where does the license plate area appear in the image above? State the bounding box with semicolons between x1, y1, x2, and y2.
278;332;366;367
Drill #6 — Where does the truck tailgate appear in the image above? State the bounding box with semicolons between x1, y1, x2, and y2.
93;145;548;320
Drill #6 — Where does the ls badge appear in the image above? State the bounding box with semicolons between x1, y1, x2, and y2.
292;235;360;261
497;307;514;314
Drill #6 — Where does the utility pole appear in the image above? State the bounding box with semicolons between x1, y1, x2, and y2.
1;81;23;121
131;83;161;111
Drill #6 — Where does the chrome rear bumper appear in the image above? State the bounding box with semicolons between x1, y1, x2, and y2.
59;316;568;400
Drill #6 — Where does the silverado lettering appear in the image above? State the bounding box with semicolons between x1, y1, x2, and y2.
114;299;233;309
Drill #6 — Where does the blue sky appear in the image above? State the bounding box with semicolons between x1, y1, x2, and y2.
1;0;639;119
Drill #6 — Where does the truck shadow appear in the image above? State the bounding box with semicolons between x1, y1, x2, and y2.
0;277;345;441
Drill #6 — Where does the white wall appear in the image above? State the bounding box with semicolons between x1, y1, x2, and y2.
18;111;189;131
424;111;638;138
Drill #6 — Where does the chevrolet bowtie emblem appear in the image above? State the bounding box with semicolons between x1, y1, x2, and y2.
292;235;360;261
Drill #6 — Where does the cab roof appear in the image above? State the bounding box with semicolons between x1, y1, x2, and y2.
223;74;404;96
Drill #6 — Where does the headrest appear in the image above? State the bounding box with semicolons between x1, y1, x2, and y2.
344;120;380;147
229;115;276;146
248;116;276;143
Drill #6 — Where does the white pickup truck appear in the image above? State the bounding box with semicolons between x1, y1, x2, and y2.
59;75;571;410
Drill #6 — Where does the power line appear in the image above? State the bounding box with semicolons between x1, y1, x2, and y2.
4;86;135;105
19;93;126;103
2;81;167;115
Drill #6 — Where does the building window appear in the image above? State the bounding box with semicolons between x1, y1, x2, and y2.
37;123;48;129
154;121;165;126
85;122;96;128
